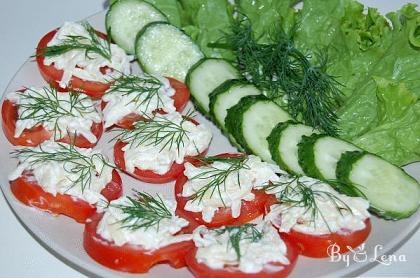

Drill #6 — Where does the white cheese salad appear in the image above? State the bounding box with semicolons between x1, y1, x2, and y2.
6;87;102;143
264;175;371;235
181;155;281;222
116;111;212;175
192;222;290;273
102;73;176;128
9;141;113;205
97;192;192;249
43;21;131;87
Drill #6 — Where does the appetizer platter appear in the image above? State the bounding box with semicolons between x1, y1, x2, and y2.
1;0;420;277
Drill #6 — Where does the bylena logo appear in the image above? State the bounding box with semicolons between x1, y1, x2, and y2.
327;243;407;267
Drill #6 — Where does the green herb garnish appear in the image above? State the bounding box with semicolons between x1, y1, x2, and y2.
264;177;353;231
189;155;249;205
112;110;195;154
215;224;263;260
37;22;112;60
223;18;342;136
106;73;165;111
114;191;172;230
16;86;97;140
12;142;111;193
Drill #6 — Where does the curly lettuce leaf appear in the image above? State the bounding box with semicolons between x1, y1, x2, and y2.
351;78;420;166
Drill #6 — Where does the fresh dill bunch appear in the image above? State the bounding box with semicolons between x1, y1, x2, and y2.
106;73;164;110
189;155;249;205
11;142;112;193
113;191;172;230
264;177;353;231
214;223;263;260
16;86;97;140
36;22;112;60
223;18;343;136
112;110;195;154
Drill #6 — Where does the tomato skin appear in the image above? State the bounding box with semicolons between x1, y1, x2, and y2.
175;153;277;228
101;77;190;129
10;170;122;223
185;235;298;278
36;29;111;99
2;97;103;148
279;219;372;258
114;140;187;184
83;213;195;273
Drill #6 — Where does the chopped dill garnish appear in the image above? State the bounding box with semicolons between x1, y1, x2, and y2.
106;73;165;111
214;224;263;260
263;177;354;231
112;110;195;154
15;86;97;140
36;22;112;60
11;143;111;193
113;191;172;230
223;18;343;136
189;155;249;205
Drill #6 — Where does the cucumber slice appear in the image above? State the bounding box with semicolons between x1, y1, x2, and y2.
106;0;167;54
209;80;260;130
337;151;420;219
268;121;318;175
136;22;204;82
225;95;291;162
298;134;361;180
186;58;240;113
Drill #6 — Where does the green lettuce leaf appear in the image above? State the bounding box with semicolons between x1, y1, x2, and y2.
351;77;420;166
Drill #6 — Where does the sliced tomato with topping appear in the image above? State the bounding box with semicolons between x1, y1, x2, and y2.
10;170;122;223
113;117;207;184
1;96;103;148
101;77;190;129
175;153;277;228
35;29;112;99
83;212;195;273
185;235;298;278
278;219;372;258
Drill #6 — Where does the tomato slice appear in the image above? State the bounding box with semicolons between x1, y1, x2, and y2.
35;29;112;99
114;140;186;184
175;153;277;228
185;235;298;278
10;170;122;223
101;77;190;129
1;98;103;148
278;219;372;258
83;212;195;273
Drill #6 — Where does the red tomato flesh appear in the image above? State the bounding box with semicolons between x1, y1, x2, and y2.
10;170;122;223
84;213;195;273
185;235;298;278
35;29;112;99
175;153;277;228
2;96;103;148
279;219;372;258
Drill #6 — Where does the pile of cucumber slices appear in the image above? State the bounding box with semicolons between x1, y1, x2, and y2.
106;0;420;220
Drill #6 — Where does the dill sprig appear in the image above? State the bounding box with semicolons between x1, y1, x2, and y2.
114;191;172;230
112;111;195;154
214;224;263;260
264;177;353;231
189;155;249;205
223;18;343;136
37;22;112;60
16;87;96;140
106;73;164;110
11;143;111;193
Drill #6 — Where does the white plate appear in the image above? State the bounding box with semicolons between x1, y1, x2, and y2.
1;5;420;278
